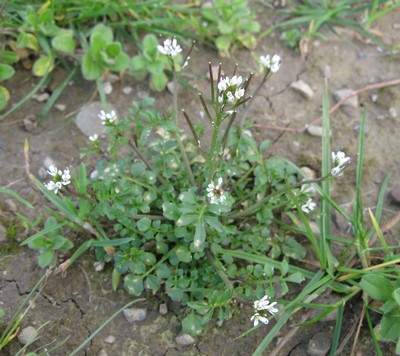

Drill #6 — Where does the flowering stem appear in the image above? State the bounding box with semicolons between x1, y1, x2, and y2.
66;186;97;203
228;176;328;219
172;68;195;187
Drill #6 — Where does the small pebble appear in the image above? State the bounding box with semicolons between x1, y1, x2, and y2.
123;307;147;323
32;93;50;102
93;261;105;272
167;81;177;94
98;350;108;356
18;326;38;345
371;94;378;103
5;199;17;212
0;224;6;242
300;167;316;180
55;104;66;112
306;125;323;137
43;157;56;170
122;86;133;95
377;115;385;120
307;332;331;356
393;23;400;30
290;80;314;99
37;167;48;180
322;65;331;78
333;89;359;108
388;107;397;118
22;118;37;132
159;303;168;315
175;333;195;346
104;335;116;344
103;82;113;95
90;170;99;179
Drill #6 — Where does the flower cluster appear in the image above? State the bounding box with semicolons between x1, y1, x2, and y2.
99;110;117;125
89;134;98;142
44;165;71;194
260;54;281;73
206;177;226;204
301;198;316;214
331;151;351;176
217;75;245;104
157;38;182;57
251;295;278;327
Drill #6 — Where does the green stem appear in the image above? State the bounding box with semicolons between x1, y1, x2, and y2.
172;68;195;187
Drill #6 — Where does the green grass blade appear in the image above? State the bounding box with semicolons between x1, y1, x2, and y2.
330;302;344;355
0;188;34;209
365;307;383;356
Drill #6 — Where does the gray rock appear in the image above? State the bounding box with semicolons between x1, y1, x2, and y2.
371;94;378;103
43;157;56;170
159;303;168;315
37;167;47;180
306;125;323;137
307;332;331;356
388;107;397;118
75;102;115;137
0;224;6;242
18;326;38;345
54;104;66;112
104;335;116;344
93;261;105;272
333;89;359;108
22;118;37;132
5;199;17;212
175;333;195;346
300;166;316;180
290;80;314;99
123;307;147;322
32;93;50;102
98;350;108;356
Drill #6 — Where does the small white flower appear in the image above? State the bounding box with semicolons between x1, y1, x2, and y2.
301;198;316;214
253;295;278;314
331;151;351;176
47;165;60;177
99;110;117;125
44;181;63;194
206;177;226;204
157;38;182;57
217;75;245;105
61;168;71;185
226;92;235;103
251;312;270;327
260;54;281;73
89;134;98;142
235;88;245;100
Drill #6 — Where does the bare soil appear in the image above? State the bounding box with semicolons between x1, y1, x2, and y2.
1;8;400;356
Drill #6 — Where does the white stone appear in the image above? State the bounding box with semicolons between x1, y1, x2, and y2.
306;125;323;137
333;89;359;108
18;326;38;345
300;167;316;180
175;333;195;346
55;104;66;112
93;261;105;272
123;307;147;322
159;303;168;315
103;82;113;95
290;80;314;100
104;335;116;344
371;94;378;103
32;93;50;102
122;86;133;95
388;107;397;118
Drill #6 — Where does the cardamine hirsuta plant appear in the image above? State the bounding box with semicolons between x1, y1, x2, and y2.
24;38;356;340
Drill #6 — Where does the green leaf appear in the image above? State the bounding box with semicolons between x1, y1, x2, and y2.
182;313;203;336
82;52;103;80
32;55;54;77
145;275;160;291
176;246;192;263
150;72;167;91
0;64;15;81
0;86;10;111
215;36;231;51
393;289;400;306
91;24;113;44
0;50;20;64
218;22;234;34
17;32;39;52
204;215;224;233
285;272;305;284
162;202;180;220
38;249;55;267
130;55;148;79
0;308;4;318
137;217;151;232
109;52;130;71
112;268;120;291
360;274;394;302
193;218;206;252
156;263;171;278
282;238;306;260
52;31;75;54
124;275;144;296
28;236;50;249
380;313;400;340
